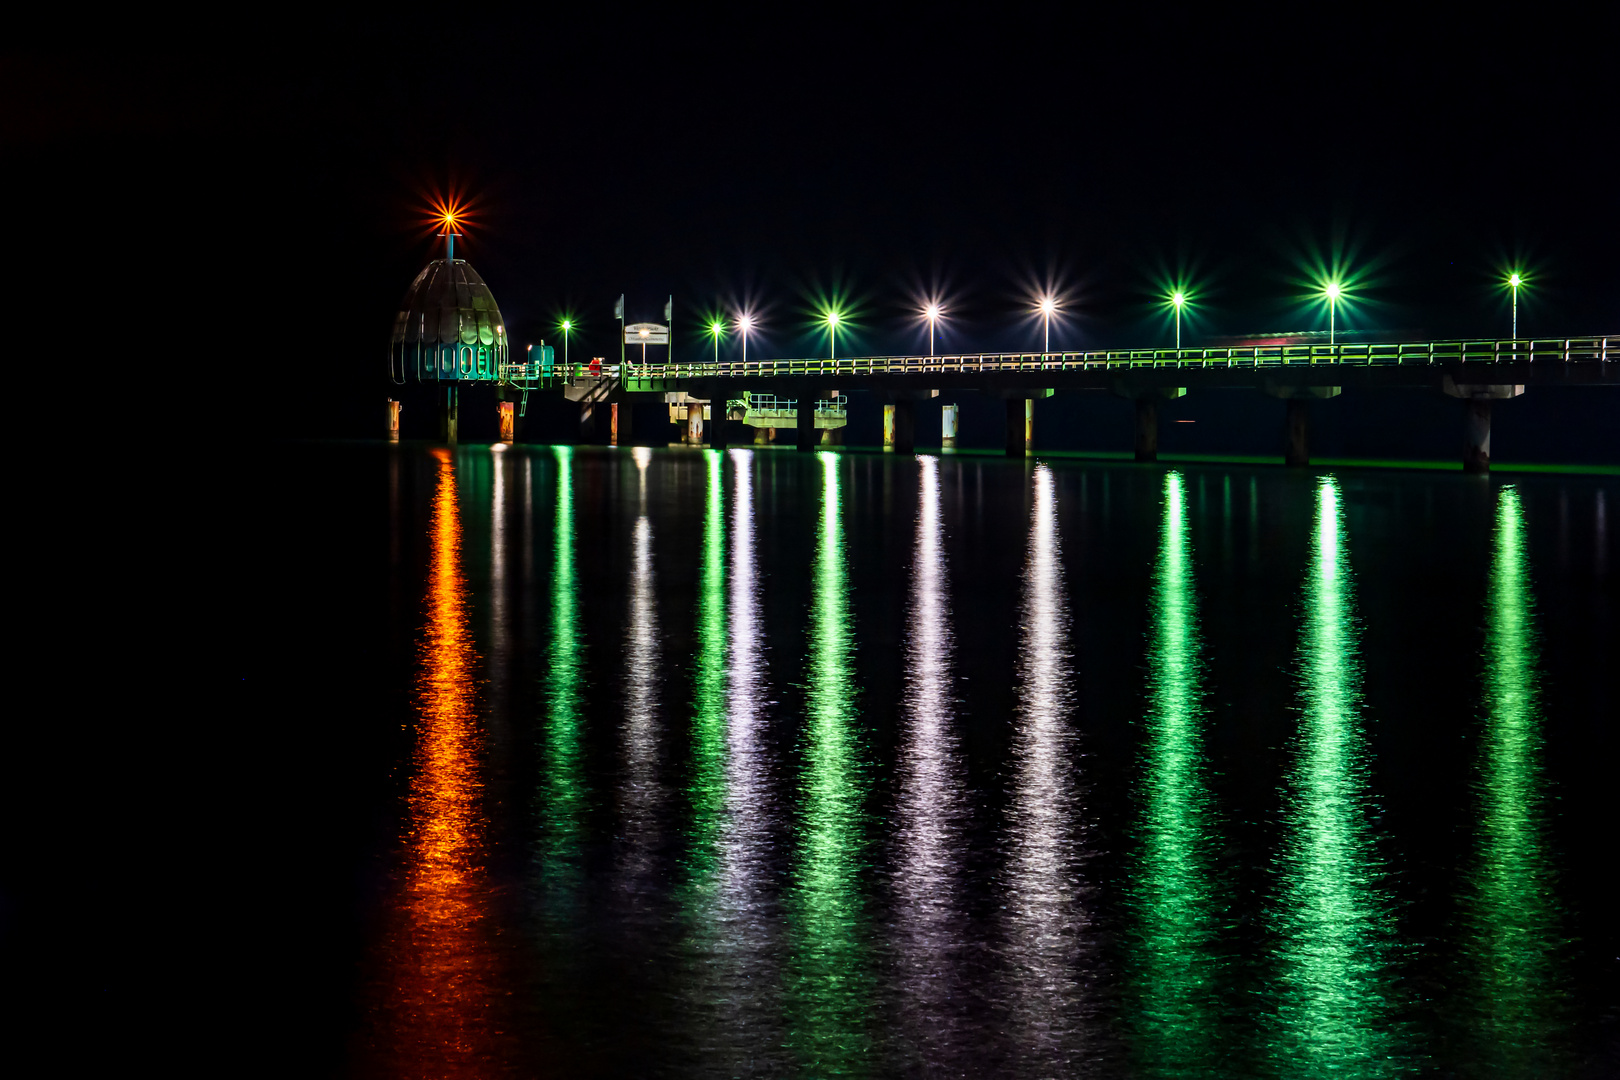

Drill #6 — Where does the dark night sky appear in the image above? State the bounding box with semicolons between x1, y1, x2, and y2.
6;10;1616;435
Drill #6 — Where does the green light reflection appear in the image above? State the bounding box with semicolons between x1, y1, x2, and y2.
1269;476;1404;1078
786;450;873;1071
1128;470;1225;1076
686;450;728;883
539;446;585;898
1457;485;1567;1073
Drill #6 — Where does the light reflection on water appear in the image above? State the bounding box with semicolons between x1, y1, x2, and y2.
1456;485;1568;1074
785;450;874;1072
1127;470;1226;1076
1000;463;1095;1069
359;447;510;1077
339;447;1609;1077
619;451;661;880
1268;475;1404;1078
678;449;787;1071
891;453;972;1065
538;446;585;911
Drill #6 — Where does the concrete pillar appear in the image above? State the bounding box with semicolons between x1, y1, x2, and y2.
883;404;896;451
1024;399;1035;454
820;426;843;446
797;397;817;452
1135;397;1158;462
892;399;916;455
440;385;459;444
1442;376;1522;474
711;395;730;450
941;404;959;450
686;402;704;445
753;425;770;445
1464;399;1491;474
610;402;633;446
1285;398;1309;466
1004;399;1025;457
498;400;515;444
386;398;402;443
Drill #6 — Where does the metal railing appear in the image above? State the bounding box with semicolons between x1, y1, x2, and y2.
501;338;1614;385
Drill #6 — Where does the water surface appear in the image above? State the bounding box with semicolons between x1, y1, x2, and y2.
270;444;1617;1077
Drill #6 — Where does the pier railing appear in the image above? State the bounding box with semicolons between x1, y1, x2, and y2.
502;337;1615;386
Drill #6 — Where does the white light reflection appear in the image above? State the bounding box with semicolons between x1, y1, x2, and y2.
697;447;786;1065
619;509;660;878
1002;464;1093;1068
894;454;970;1061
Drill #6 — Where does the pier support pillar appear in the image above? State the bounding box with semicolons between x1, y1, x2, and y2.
711;393;730;450
497;400;515;444
892;399;916;455
1263;383;1339;466
686;402;704;445
1442;376;1524;474
1004;399;1025;457
797;397;817;452
1284;398;1309;466
1463;400;1492;474
820;426;843;446
439;385;459;444
941;404;958;451
387;398;402;443
611;402;634;446
883;404;896;451
1134;398;1158;462
753;425;769;445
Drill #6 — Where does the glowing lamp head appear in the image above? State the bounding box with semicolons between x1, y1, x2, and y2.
710;320;723;336
1509;273;1522;287
1325;282;1343;300
639;328;649;338
738;314;754;332
435;203;463;234
1039;296;1058;315
826;311;842;327
1171;291;1185;307
925;304;941;320
561;319;571;330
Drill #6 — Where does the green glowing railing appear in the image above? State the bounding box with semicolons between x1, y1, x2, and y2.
605;336;1615;382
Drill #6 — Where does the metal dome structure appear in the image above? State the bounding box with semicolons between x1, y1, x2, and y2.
388;255;509;384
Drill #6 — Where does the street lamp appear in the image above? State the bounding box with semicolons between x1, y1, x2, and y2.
1323;281;1343;345
1508;271;1524;339
709;319;724;365
559;318;573;371
823;307;844;362
1037;294;1058;353
737;313;754;365
1170;291;1185;350
924;303;942;356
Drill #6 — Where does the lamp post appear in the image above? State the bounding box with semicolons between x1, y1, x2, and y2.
1509;272;1522;339
710;319;724;365
925;303;941;356
1171;291;1185;350
738;313;753;365
560;319;572;371
825;308;843;362
1038;295;1057;353
1324;281;1343;346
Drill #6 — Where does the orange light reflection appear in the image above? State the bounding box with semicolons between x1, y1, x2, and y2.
360;447;514;1076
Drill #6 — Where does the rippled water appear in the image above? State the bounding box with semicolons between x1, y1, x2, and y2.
272;444;1616;1077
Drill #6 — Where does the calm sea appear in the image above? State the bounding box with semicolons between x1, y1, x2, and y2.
264;444;1616;1077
